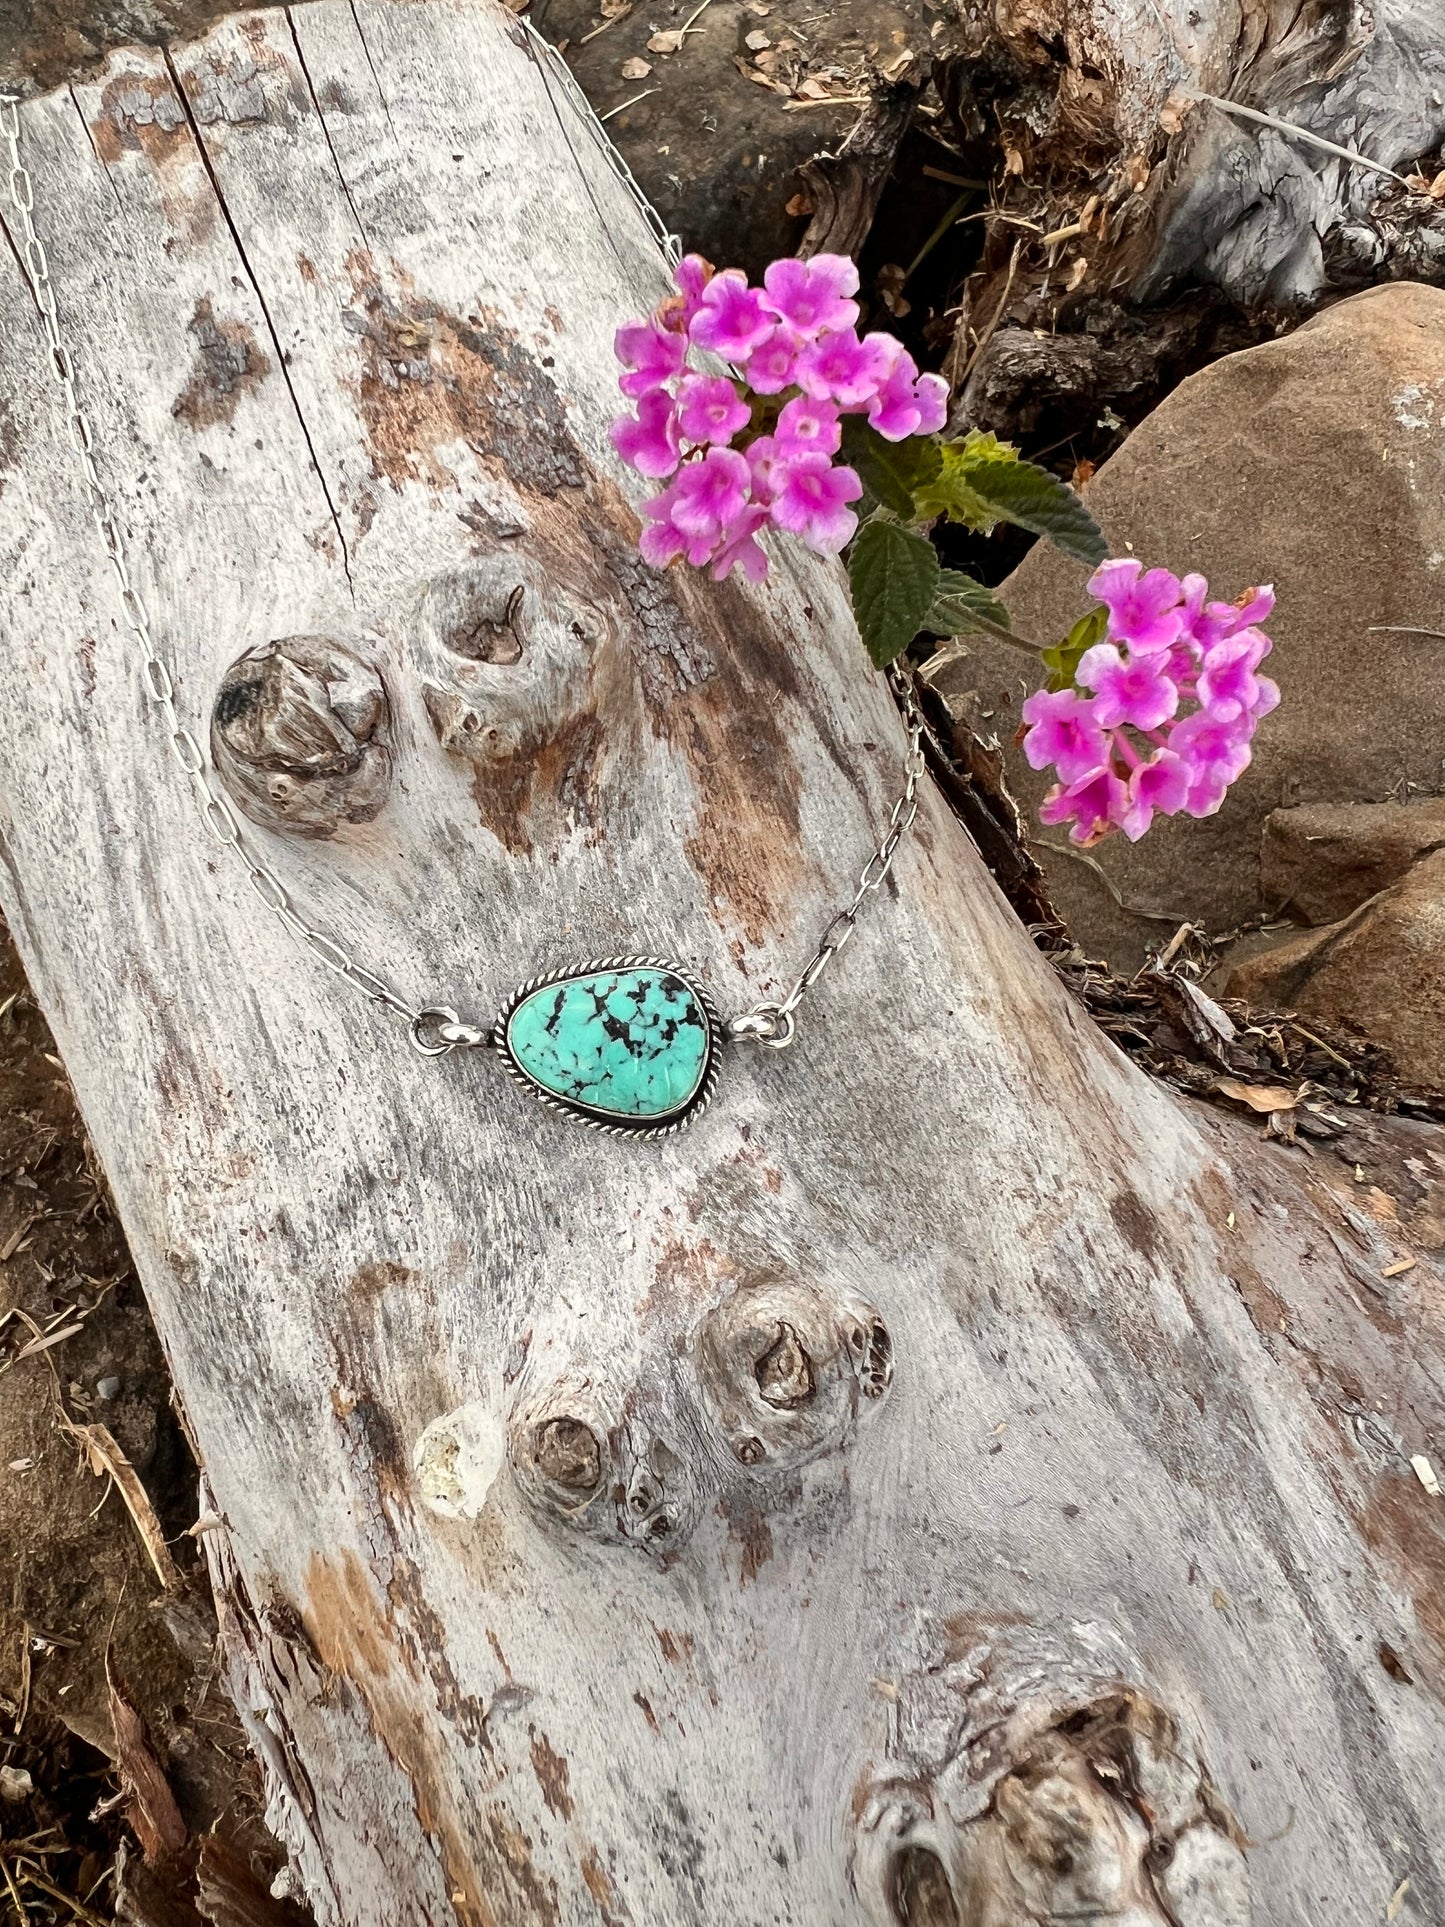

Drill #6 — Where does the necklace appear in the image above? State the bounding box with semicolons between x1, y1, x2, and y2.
0;76;926;1140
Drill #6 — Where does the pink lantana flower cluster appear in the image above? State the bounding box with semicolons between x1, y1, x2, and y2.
1021;560;1280;845
610;252;948;582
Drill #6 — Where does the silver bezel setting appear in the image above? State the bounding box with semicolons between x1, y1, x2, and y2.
490;955;723;1139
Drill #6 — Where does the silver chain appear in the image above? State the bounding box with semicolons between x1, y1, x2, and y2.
1;76;926;1061
727;667;927;1049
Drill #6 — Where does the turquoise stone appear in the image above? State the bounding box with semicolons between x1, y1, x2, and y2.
505;969;711;1120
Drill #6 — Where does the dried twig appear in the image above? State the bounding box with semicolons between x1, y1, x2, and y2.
958;238;1021;385
1181;90;1414;187
599;87;658;120
55;1408;184;1592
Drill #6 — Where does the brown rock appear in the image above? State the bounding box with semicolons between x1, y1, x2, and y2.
1262;797;1445;926
1222;848;1445;1089
939;282;1445;971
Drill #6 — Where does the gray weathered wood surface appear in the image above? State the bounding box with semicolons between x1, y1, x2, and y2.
0;4;1442;1921
955;0;1445;306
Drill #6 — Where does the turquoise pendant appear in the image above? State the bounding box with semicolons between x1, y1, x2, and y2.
492;957;722;1137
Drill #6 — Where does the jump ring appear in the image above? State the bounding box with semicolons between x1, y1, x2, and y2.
410;1005;463;1057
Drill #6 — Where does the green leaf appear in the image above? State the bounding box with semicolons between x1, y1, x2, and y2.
913;440;1002;532
960;456;1108;565
924;567;1010;637
839;417;942;521
847;516;941;668
1040;605;1108;691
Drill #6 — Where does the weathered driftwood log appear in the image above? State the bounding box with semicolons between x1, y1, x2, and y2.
0;4;1442;1923
940;0;1445;420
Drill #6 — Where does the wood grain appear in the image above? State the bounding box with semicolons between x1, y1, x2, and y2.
0;5;1442;1921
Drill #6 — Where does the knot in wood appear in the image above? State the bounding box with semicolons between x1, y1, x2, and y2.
754;1321;815;1408
534;1415;601;1493
852;1679;1250;1927
694;1277;893;1474
211;635;392;838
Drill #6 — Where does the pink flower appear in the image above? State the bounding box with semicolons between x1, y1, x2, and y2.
665;446;752;543
1230;584;1275;631
1196;628;1272;723
864;338;949;440
1168;710;1254;817
1177;573;1236;652
1251;673;1281;718
774;395;841;459
638;500;687;568
615;317;686;399
743;329;803;394
1019;687;1109;785
1087;558;1185;653
912;372;949;435
767;455;862;554
1120;749;1190;841
609;388;680;478
794;329;886;407
760;253;860;338
711;505;770;582
675;373;751;446
744;432;783;502
673;253;713;324
1039;766;1129;845
689;270;776;360
1076;641;1179;731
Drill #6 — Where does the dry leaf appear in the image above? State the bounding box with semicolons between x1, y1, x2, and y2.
1159;91;1194;135
600;0;631;15
107;1663;187;1863
1126;151;1151;192
876;263;911;318
796;75;830;99
647;28;683;51
1064;254;1089;292
785;191;814;217
1387;1877;1412;1921
744;27;771;48
66;1417;184;1591
1215;1078;1300;1115
0;1214;39;1262
620;55;652;78
12;1320;84;1361
1003;145;1024;177
754;47;780;71
879;49;914;80
745;0;771;11
1432;168;1445;200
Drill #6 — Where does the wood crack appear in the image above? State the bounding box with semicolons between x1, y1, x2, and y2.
285;8;371;250
346;0;399;145
161;44;357;600
67;81;124;209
